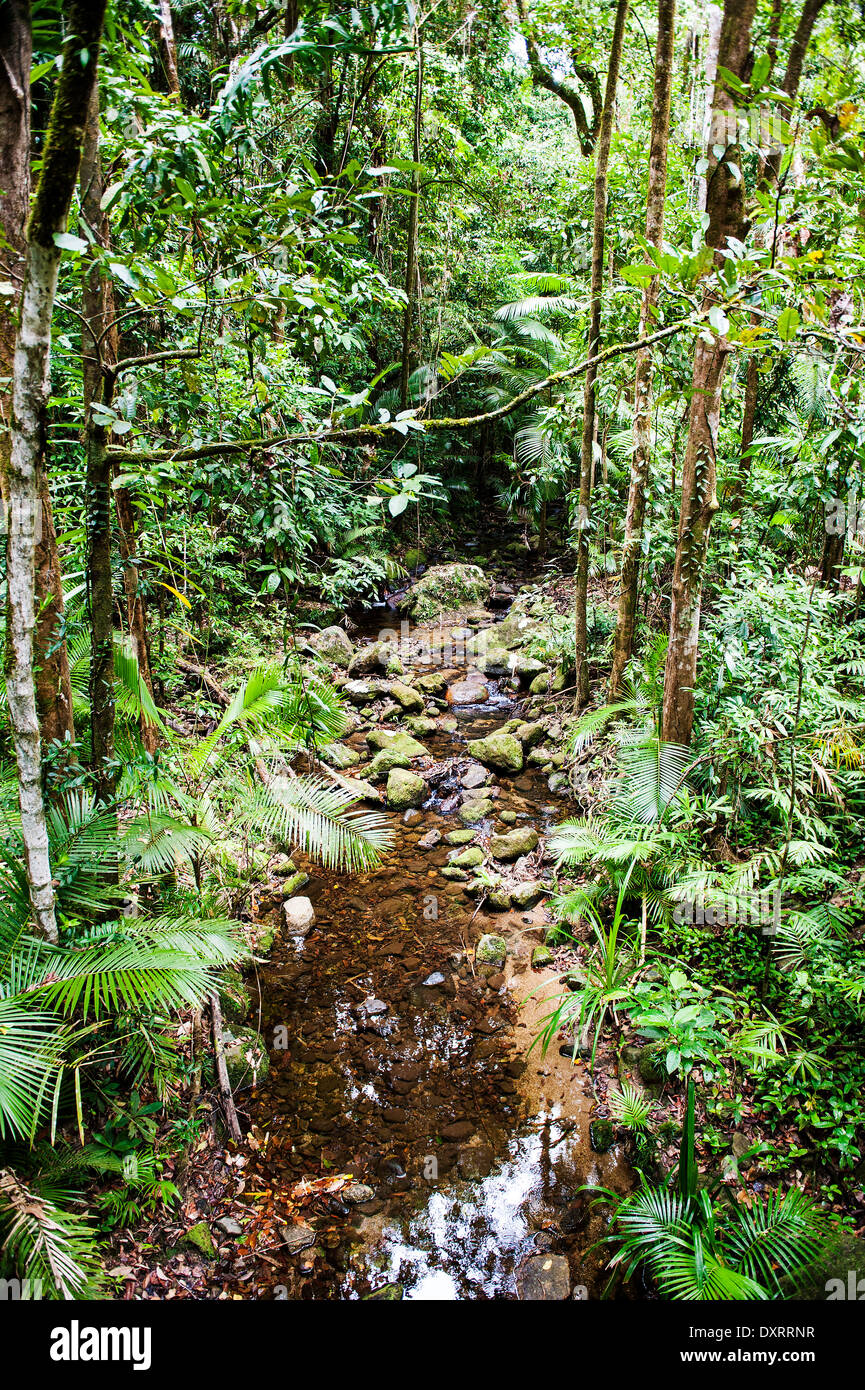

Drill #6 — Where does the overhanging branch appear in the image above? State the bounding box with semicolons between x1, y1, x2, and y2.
107;314;701;465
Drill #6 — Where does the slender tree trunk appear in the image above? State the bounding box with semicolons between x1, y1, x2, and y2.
661;0;757;746
696;5;722;211
1;4;74;760
728;0;829;514
80;86;118;803
399;28;424;411
158;0;181;95
609;0;677;698
4;0;108;940
574;0;630;707
80;85;156;767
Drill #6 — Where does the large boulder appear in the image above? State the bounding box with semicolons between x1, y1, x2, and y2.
388;681;425;713
467;731;524;773
349;640;403;678
402;563;490;623
366;729;429;759
386;767;427;810
310;625;353;667
489;826;539;862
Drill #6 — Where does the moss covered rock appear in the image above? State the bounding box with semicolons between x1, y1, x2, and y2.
467;731;524;773
476;933;507;967
489;826;539;861
402;563;490;622
386;767;427;809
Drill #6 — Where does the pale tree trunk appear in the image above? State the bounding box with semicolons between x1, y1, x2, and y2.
696;5;722;211
728;0;829;515
661;0;757;747
1;4;74;760
158;0;181;96
4;0;108;940
609;0;677;698
399;27;423;411
574;0;630;707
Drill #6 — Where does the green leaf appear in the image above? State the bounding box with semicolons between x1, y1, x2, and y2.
53;233;87;254
777;307;800;341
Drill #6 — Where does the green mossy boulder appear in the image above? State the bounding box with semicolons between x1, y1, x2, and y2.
489;826;539;861
386;767;427;809
467;731;524;773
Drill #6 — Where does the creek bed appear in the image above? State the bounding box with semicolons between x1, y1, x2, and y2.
236;605;632;1300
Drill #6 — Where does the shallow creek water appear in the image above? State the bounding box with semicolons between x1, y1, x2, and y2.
239;603;632;1300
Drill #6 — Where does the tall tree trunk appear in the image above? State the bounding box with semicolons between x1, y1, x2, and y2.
661;0;757;747
80;86;117;802
696;5;722;211
1;4;74;760
399;27;424;411
4;0;108;940
728;0;829;514
80;85;156;769
158;0;181;95
573;0;630;707
609;0;677;698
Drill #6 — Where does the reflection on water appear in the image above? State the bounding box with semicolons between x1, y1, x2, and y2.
349;1112;584;1300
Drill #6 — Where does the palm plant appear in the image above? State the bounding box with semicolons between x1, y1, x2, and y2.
534;872;638;1071
595;1082;834;1300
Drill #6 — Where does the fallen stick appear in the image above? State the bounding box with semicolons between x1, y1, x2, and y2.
209;990;243;1143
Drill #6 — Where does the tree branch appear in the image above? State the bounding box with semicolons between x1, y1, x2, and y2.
108;314;702;464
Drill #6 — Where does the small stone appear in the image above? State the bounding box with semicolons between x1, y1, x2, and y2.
590;1119;615;1153
467;731;524;773
216;1216;243;1237
445;828;476;846
489;826;539;862
447;679;489;705
183;1222;216;1258
342;1183;375;1205
731;1132;752;1160
476;933;507;968
451;846;483;868
461;762;489;789
389;680;425;713
511;880;546;909
359;996;388;1017
283;896;315;934
279;870;310;897
532;944;554;968
386;767;427;810
458;798;494;825
498;810;517;825
280;1224;317;1254
422;971;446;987
516;1253;571;1300
441;1120;474;1141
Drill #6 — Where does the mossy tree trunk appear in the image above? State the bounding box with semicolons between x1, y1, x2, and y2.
609;0;677;698
3;0;108;939
574;0;630;707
